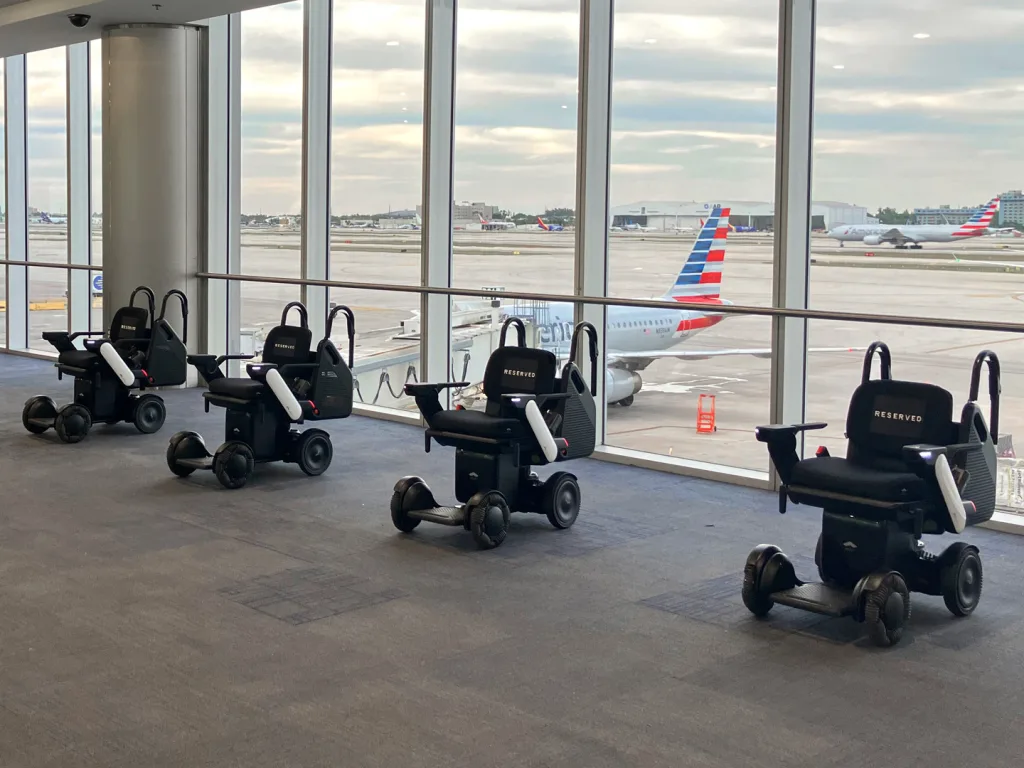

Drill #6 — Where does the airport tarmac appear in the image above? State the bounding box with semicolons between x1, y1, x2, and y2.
4;226;1024;473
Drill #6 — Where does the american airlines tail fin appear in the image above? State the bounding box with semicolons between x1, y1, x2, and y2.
952;198;1000;237
664;206;730;302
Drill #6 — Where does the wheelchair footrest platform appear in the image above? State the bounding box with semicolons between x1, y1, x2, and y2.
175;456;215;471
409;505;467;527
771;582;855;618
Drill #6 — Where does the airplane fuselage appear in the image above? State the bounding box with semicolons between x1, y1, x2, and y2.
827;224;988;244
532;301;722;358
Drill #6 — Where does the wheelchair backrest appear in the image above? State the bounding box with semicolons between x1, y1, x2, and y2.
262;325;313;367
482;346;558;415
109;306;150;345
846;379;955;469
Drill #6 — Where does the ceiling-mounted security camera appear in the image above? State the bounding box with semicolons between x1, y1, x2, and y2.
68;14;92;28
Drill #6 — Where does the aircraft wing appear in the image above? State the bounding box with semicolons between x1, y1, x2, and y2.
876;227;927;245
608;346;866;365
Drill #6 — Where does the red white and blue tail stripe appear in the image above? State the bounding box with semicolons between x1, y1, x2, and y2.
952;198;999;238
666;206;729;303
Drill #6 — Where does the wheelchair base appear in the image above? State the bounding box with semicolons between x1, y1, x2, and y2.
390;470;581;550
742;538;984;647
23;389;166;444
166;426;334;490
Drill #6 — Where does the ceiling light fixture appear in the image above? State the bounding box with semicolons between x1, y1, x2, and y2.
386;40;400;46
561;105;568;109
833;64;845;69
643;38;657;44
913;32;930;39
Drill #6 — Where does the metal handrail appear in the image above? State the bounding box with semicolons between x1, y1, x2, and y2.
195;270;1024;336
0;259;101;271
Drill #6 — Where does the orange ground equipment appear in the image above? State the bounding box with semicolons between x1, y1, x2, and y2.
697;394;717;434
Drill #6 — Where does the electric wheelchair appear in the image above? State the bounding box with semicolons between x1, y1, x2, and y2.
167;301;356;489
22;286;188;443
744;342;1000;646
390;317;599;549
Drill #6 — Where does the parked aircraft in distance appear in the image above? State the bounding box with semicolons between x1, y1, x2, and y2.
537;217;564;231
827;198;1000;248
478;213;516;231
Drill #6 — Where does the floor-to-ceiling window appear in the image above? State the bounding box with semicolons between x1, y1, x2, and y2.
604;1;780;474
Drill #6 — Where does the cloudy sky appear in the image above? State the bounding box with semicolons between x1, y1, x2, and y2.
9;0;1024;216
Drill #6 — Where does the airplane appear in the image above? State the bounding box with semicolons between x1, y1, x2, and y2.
621;221;651;232
537;217;564;232
32;212;67;225
826;198;1000;249
478;213;516;231
700;217;754;234
492;206;862;406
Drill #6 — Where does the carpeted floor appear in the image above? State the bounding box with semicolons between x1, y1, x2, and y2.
2;355;1023;767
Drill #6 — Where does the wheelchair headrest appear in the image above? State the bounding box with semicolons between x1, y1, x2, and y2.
483;346;558;400
847;379;954;457
109;306;150;344
262;324;313;367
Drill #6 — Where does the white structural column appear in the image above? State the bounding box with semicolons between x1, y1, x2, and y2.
301;0;332;342
102;24;203;348
769;0;816;471
205;14;242;369
420;0;457;399
574;0;613;443
4;54;28;351
66;43;92;334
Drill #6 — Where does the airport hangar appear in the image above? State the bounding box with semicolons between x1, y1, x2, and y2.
610;200;873;231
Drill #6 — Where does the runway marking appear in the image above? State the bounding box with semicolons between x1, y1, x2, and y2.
643;375;746;396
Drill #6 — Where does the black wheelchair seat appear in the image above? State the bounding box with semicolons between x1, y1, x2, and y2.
58;349;104;369
790;456;925;503
431;408;527;439
209;378;265;400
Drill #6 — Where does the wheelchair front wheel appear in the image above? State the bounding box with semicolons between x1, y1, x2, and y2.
55;404;92;444
470;491;511;549
214;441;255;489
863;572;911;647
22;395;56;434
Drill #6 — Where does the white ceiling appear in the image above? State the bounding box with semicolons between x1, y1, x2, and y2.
0;0;282;57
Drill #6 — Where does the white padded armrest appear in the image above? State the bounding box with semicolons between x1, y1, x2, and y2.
935;453;967;534
99;342;135;386
524;399;558;462
266;367;303;421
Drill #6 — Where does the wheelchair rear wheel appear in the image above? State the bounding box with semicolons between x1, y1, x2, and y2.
543;472;581;529
132;394;166;434
296;429;333;476
940;543;983;617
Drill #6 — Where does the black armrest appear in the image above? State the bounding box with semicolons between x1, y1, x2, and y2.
405;381;470;397
754;422;827;443
83;337;112;351
246;362;278;381
67;331;104;342
188;353;255;383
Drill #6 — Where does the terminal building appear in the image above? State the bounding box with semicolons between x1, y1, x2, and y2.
609;200;872;232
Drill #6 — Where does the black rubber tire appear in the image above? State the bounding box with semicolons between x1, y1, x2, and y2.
132;395;166;434
742;544;780;618
296;430;333;476
863;572;911;647
166;431;207;478
213;441;255;490
940;543;983;617
470;492;511;549
54;404;92;444
619;395;634;407
22;395;57;434
390;488;422;532
543;472;581;529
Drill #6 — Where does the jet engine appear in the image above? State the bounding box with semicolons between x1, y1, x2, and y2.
862;235;883;246
606;368;643;405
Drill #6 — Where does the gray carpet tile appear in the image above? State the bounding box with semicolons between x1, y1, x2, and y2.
1;355;1023;768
